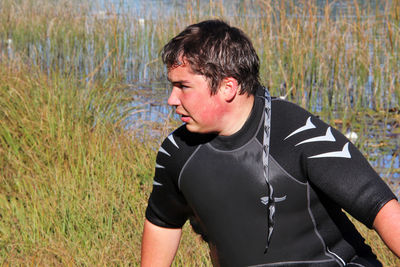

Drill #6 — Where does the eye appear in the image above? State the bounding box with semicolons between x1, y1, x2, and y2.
171;82;189;90
177;83;189;90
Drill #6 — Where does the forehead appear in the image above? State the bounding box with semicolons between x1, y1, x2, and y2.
167;63;203;82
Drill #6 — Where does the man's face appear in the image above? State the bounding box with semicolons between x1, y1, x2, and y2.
167;62;225;134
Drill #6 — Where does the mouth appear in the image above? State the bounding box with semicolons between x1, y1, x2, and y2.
177;112;191;122
181;115;191;122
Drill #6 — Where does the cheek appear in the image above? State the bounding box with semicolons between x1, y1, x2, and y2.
198;101;224;123
200;110;217;123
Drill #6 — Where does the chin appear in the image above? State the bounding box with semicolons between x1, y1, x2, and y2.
185;124;201;133
185;124;217;134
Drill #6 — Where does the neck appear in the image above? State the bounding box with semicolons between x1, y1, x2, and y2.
218;93;255;136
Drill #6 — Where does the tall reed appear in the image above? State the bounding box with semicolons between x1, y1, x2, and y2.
0;0;399;265
2;0;399;115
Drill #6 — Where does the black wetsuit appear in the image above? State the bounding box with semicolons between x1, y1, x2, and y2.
145;87;396;267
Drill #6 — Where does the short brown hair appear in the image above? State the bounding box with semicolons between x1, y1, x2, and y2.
161;20;261;95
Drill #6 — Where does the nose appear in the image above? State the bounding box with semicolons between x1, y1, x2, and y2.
167;87;181;106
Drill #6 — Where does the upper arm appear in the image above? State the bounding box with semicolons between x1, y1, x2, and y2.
373;199;400;257
142;132;194;266
146;133;192;228
141;219;182;267
271;100;396;227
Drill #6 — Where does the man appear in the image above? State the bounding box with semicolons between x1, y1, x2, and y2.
141;20;400;266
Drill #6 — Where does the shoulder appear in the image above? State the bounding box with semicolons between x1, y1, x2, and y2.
157;124;215;180
269;98;352;181
159;125;214;157
271;98;316;136
270;98;337;147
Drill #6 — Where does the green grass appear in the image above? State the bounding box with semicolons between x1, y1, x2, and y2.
0;0;399;265
0;60;149;265
0;58;209;265
0;60;398;266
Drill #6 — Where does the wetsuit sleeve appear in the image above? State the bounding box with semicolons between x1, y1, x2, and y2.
304;123;396;228
145;135;192;228
271;99;397;228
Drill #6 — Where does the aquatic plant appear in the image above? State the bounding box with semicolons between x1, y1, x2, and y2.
0;0;399;265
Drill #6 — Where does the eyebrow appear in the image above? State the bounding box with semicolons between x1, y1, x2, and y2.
167;78;191;85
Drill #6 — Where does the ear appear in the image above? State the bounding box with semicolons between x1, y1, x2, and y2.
219;77;239;102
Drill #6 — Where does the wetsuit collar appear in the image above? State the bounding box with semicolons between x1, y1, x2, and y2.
209;86;265;151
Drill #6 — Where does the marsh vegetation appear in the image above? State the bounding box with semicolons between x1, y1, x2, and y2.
0;0;399;265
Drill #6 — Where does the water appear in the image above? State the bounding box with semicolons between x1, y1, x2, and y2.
94;0;388;18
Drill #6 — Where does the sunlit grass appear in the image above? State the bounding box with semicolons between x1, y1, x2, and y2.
350;217;400;267
0;0;399;265
0;59;150;264
0;58;208;265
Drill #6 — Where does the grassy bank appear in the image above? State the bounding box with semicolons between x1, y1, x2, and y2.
0;59;149;264
0;58;213;265
0;0;399;265
0;60;398;265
